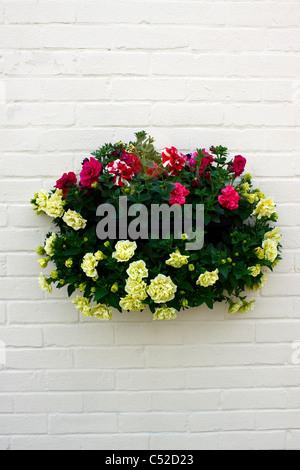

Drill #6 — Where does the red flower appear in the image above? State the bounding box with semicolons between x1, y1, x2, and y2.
218;186;241;210
169;183;190;205
232;155;246;177
147;163;162;178
162;147;185;176
55;172;77;198
80;157;102;189
106;159;134;187
121;152;142;175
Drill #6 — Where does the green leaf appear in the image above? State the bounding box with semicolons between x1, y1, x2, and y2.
180;281;194;292
94;287;109;303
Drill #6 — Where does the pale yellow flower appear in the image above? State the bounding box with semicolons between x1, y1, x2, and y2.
63;210;87;231
44;233;57;256
72;296;92;317
248;265;261;277
238;300;256;314
81;253;98;278
147;274;177;304
154;307;177;321
45;190;65;218
125;278;148;301
94;251;105;261
37;257;50;269
65;258;73;268
126;260;148;280
228;301;244;315
262;239;278;263
166;252;189;269
34;190;48;214
119;295;145;312
253;274;268;291
255;247;265;260
112;240;137;263
38;273;52;294
252;197;277;219
91;304;112;320
196;269;219;288
264;228;281;245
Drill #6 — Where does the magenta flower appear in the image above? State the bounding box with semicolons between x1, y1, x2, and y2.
55;172;77;198
80;157;102;189
218;186;241;210
169;183;190;205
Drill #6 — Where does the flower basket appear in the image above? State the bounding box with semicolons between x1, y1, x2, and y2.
31;131;281;321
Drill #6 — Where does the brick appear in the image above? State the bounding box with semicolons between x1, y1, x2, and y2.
77;1;150;24
151;103;223;126
74;347;144;369
189;411;256;432
7;301;78;324
42;25;115;49
0;25;41;49
0;130;39;151
0;415;47;435
4;1;76;24
4;51;79;76
80;52;149;76
116;370;187;391
0;206;7;227
0;326;42;347
13;393;83;413
41;79;110;102
7;349;73;370
120;413;186;433
77;103;151;127
43;325;114;347
219;431;285;450
0;372;45;392
4;103;75;126
222;389;287;410
45;371;115;391
149;433;218;451
286;431;300;450
111;78;188;101
83;392;151;412
49;413;118;434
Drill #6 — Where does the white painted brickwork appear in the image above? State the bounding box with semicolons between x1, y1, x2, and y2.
0;0;300;451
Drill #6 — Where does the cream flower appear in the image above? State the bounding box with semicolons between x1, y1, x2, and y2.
125;278;148;301
63;210;87;231
81;253;98;278
119;295;145;312
91;304;112;320
255;247;265;260
34;190;48;214
38;273;52;294
252;198;277;219
72;296;92;317
248;265;261;277
95;251;105;261
112;240;137;263
166;252;189;269
264;228;281;244
45;190;65;218
154;307;177;321
44;232;57;256
126;260;148;280
147;274;177;304
262;239;278;263
196;269;219;288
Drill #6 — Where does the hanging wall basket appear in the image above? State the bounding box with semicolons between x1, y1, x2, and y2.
31;131;281;321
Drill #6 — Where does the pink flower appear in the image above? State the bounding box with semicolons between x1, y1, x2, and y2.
121;152;142;175
233;155;246;177
106;159;134;186
169;183;190;205
80;157;102;189
218;186;241;210
162;147;185;176
55;172;77;198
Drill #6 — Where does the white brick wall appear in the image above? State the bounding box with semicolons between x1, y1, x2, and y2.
0;0;299;451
